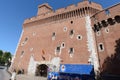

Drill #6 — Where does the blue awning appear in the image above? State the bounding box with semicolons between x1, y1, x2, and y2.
59;64;94;75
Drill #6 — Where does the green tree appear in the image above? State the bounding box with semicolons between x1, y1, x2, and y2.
0;50;12;66
0;50;3;64
2;52;12;63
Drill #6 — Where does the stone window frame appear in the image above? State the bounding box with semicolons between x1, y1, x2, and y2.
52;32;56;40
55;45;61;55
69;47;74;58
71;21;73;24
96;31;101;36
105;28;109;33
61;42;65;48
69;29;74;38
77;35;82;40
98;43;104;52
63;27;67;32
21;37;29;46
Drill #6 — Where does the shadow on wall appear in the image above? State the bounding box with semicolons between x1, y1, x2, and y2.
101;39;120;76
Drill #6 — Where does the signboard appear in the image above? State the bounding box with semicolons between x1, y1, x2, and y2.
60;64;94;75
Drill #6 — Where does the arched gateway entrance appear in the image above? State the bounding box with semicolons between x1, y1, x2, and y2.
35;64;48;77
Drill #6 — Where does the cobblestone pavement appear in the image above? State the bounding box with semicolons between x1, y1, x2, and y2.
16;75;47;80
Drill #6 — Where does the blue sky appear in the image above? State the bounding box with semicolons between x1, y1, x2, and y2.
0;0;120;54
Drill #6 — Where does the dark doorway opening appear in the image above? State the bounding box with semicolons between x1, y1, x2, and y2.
35;64;48;77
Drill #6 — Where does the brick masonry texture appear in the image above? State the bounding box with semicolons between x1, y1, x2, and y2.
10;0;120;76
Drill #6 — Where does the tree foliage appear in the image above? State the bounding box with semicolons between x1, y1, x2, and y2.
0;50;3;63
0;50;12;66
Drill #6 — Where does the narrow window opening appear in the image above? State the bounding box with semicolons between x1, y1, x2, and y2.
21;37;28;46
52;32;56;37
25;37;28;42
52;32;56;40
69;48;74;54
71;21;73;24
63;27;67;32
70;30;74;36
78;36;81;39
21;51;24;57
61;42;65;48
98;43;104;51
62;44;64;47
77;35;82;40
96;31;101;36
100;44;103;50
69;48;74;58
105;28;109;33
56;46;61;53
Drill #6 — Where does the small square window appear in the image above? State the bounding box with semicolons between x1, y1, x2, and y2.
71;21;73;24
77;35;82;40
69;48;74;58
69;48;74;54
56;46;61;53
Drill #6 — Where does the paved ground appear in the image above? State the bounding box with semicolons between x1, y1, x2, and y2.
0;66;11;80
16;75;47;80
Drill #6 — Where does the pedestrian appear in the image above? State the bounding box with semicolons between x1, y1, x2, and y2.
10;69;16;80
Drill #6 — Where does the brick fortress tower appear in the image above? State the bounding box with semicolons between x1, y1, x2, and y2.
10;0;105;77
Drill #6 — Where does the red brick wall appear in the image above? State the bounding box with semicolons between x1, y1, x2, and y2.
11;0;103;73
91;3;120;74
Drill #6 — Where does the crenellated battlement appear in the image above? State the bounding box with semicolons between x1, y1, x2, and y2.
23;0;103;26
91;3;120;32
